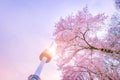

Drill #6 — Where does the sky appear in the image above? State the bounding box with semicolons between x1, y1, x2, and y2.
0;0;116;80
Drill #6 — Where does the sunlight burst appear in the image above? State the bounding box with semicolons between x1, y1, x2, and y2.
47;42;56;57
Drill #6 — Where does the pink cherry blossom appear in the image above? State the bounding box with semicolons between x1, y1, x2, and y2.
54;7;120;80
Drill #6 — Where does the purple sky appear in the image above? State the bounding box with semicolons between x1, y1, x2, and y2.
0;0;116;80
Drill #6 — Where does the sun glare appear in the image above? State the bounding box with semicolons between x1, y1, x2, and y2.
47;42;56;56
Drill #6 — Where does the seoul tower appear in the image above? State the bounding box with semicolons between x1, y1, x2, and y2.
28;43;54;80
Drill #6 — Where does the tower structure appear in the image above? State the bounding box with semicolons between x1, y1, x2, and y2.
28;49;52;80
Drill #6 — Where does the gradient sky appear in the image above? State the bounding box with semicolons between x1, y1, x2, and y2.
0;0;116;80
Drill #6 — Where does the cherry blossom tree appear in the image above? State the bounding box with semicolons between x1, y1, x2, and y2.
53;7;120;80
115;0;120;11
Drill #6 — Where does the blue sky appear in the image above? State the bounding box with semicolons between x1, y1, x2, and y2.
0;0;116;80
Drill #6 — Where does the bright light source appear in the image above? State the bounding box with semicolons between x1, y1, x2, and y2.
46;42;56;56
